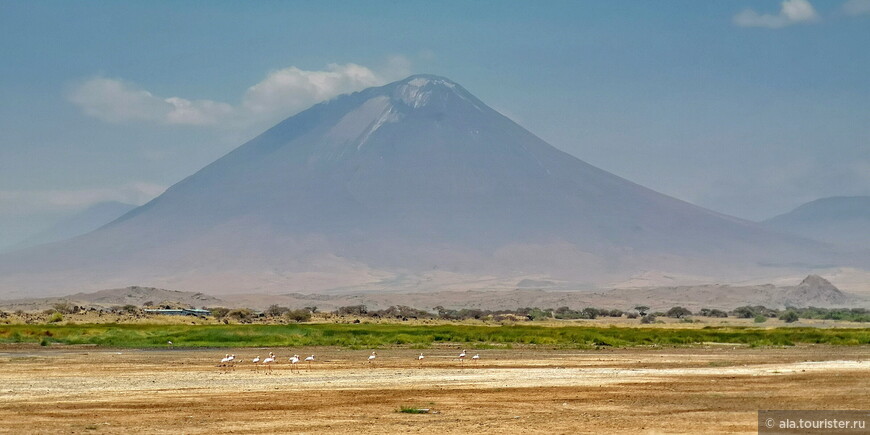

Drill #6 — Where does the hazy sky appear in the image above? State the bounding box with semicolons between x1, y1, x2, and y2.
1;0;868;249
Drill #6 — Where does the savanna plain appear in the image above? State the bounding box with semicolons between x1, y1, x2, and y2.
1;320;869;434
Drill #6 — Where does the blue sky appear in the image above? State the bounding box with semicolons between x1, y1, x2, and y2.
0;0;868;249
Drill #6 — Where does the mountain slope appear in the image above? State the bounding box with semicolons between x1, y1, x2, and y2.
6;201;136;252
0;75;846;297
763;196;870;249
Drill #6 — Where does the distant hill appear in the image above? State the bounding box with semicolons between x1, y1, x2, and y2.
0;286;225;312
2;276;863;313
225;274;865;311
763;196;870;249
8;201;136;251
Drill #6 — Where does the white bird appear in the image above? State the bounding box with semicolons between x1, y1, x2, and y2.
472;354;480;362
167;340;173;346
368;351;377;365
262;353;275;373
289;354;300;373
227;354;236;371
305;355;315;370
219;354;231;372
252;355;261;371
417;353;424;367
458;349;467;364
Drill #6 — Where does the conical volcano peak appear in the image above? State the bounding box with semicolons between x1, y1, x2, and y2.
386;74;473;110
0;72;840;297
394;74;459;88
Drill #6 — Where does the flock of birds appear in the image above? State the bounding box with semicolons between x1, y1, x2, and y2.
217;349;480;373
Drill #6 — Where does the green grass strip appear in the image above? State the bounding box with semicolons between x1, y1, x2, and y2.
0;323;867;348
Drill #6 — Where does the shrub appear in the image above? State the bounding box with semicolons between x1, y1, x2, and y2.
699;308;728;317
52;302;75;314
553;306;585;320
48;312;63;323
210;307;230;318
372;305;433;320
335;305;368;316
733;306;756;318
666;306;692;318
733;305;778;319
754;315;768;323
709;309;728;318
780;311;799;323
640;314;656;324
265;305;291;317
580;308;600;320
226;308;254;322
634;306;650;316
284;309;311;323
121;305;139;314
523;308;553;321
398;406;429;414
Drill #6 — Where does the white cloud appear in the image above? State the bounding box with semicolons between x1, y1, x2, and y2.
0;183;166;216
69;57;413;128
164;97;234;126
843;0;870;15
241;63;382;115
734;0;819;28
68;78;233;126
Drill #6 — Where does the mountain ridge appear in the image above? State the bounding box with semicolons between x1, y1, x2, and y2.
763;196;870;249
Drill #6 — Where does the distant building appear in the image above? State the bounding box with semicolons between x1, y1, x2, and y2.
143;308;211;316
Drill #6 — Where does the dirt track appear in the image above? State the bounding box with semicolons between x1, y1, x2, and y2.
1;345;868;434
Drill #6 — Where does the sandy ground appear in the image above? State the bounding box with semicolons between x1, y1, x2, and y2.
0;345;868;434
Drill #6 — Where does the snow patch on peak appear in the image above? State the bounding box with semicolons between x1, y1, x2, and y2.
396;81;431;108
394;77;458;109
407;77;431;88
357;103;400;150
322;96;401;153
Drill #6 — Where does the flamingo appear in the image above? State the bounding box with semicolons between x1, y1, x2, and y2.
219;354;231;372
458;349;467;364
417;352;424;367
305;355;315;370
252;355;261;371
167;340;173;346
472;353;480;362
368;351;377;365
289;354;300;373
262;353;275;374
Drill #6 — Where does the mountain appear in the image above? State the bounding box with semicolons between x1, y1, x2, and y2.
6;201;137;252
763;196;870;249
0;75;852;298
